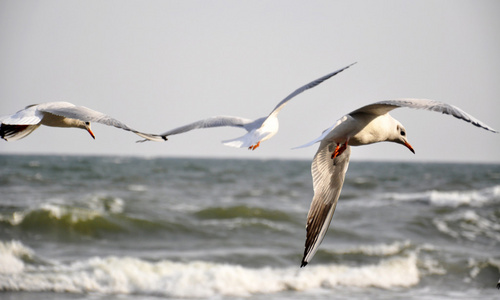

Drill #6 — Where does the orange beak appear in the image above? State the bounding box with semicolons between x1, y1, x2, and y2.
87;127;96;139
405;141;415;154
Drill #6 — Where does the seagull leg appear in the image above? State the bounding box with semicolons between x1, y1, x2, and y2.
331;140;348;159
248;141;261;151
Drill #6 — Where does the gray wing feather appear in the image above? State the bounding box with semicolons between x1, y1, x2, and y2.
301;141;351;267
158;116;255;136
268;62;356;117
350;98;497;133
40;103;166;141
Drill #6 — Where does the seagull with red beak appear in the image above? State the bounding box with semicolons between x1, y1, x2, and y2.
295;98;497;267
1;102;166;142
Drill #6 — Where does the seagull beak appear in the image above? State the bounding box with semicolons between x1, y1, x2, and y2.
404;141;415;154
86;126;96;139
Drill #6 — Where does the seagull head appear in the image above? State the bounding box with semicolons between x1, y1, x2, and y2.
83;121;95;139
393;122;414;154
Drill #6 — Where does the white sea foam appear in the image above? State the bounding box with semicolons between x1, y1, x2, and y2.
386;185;500;207
419;255;446;276
41;203;101;222
0;242;420;297
348;240;411;256
0;211;26;226
0;240;33;274
87;195;125;214
0;196;125;226
432;209;500;241
127;184;147;192
467;257;500;279
28;160;40;167
328;240;412;257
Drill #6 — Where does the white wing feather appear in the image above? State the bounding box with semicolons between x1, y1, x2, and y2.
1;105;43;125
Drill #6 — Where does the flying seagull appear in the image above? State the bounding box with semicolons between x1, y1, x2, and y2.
0;102;167;142
297;98;497;267
142;63;356;149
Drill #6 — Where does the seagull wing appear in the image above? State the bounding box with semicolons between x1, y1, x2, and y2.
350;98;497;133
301;140;351;267
1;104;43;125
38;102;166;142
0;105;43;141
295;98;497;146
158;116;255;137
267;62;357;118
292;117;345;149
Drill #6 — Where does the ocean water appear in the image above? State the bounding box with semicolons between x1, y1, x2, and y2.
0;154;499;300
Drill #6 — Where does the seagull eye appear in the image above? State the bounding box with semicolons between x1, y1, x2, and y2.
400;130;406;136
85;122;90;126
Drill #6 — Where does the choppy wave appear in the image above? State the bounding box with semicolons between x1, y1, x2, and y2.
2;156;500;299
0;204;102;226
0;240;420;297
432;209;500;241
332;240;412;256
0;196;124;226
467;258;500;283
0;197;130;238
0;201;297;237
195;205;293;222
385;185;500;207
0;240;34;274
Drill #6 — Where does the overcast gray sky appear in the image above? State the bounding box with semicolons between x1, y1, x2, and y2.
1;0;499;163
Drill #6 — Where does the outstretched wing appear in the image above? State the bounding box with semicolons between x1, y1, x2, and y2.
1;104;43;125
301;140;351;267
295;98;497;148
0;124;41;141
267;62;356;118
1;105;43;141
157;116;255;137
38;102;167;141
350;98;497;133
292;116;346;149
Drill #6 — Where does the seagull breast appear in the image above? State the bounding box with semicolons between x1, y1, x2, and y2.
349;113;397;146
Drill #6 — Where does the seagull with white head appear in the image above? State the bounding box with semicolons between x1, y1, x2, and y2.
0;102;166;142
297;98;498;267
143;63;356;150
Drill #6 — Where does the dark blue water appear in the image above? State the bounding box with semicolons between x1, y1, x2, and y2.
0;154;499;299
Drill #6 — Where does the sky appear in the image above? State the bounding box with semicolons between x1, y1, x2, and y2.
0;0;499;163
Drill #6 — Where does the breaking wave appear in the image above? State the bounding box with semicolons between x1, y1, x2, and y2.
385;185;500;207
0;240;420;297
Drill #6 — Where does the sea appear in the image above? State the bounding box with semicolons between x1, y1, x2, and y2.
0;154;499;300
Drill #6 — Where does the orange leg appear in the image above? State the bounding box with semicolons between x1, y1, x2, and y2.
331;141;348;159
248;141;261;151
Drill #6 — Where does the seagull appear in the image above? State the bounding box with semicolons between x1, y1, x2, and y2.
297;98;498;267
0;102;167;142
142;63;356;150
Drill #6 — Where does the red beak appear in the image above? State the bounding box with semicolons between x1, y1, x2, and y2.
87;128;96;139
405;141;415;154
